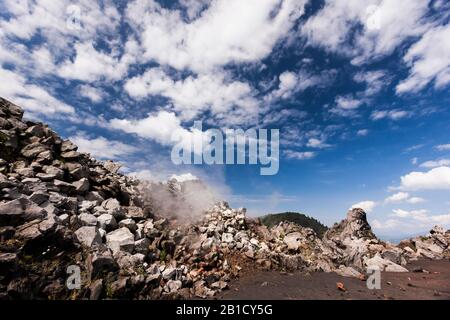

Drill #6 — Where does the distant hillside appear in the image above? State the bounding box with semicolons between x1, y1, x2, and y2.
260;212;328;237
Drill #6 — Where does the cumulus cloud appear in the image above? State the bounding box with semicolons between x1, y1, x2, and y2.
371;218;400;230
435;144;450;151
126;0;307;72
109;110;209;156
0;67;74;116
351;200;377;213
69;134;138;160
370;109;411;121
284;150;316;160
302;0;430;64
124;68;258;123
385;192;425;204
170;173;199;182
420;158;450;168
0;0;120;42
353;70;389;96
306;138;331;149
396;24;450;94
391;209;450;226
110;111;187;146
335;96;363;110
78;84;105;103
392;208;428;219
398;166;450;191
329;96;363;117
58;42;129;82
265;70;334;102
357;129;369;136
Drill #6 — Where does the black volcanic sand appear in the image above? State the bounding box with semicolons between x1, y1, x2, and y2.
218;259;450;300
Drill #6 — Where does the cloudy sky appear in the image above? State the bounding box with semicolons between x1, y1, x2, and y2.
1;0;450;239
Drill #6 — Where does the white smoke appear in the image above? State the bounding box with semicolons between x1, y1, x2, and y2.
139;177;222;222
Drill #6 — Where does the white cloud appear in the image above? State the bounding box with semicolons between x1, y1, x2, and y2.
407;197;426;204
306;138;331;149
126;0;307;72
370;109;411;121
351;200;377;213
329;95;363;118
78;84;105;103
385;192;425;204
265;70;332;101
284;150;316;160
420;158;450;168
170;173;199;182
357;129;369;136
335;96;362;110
302;0;430;64
398;166;450;191
110;111;185;146
124;68;258;124
109;110;207;154
373;211;450;232
58;42;128;82
371;218;400;230
69;134;138;160
435;144;450;151
0;67;74;116
354;70;388;96
272;71;298;99
385;192;409;203
391;209;450;225
396;24;450;94
0;0;120;42
0;1;124;80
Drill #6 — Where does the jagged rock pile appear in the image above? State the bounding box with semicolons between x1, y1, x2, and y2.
321;209;450;277
1;97;449;300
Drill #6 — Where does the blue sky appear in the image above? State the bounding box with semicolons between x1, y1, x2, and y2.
1;0;450;239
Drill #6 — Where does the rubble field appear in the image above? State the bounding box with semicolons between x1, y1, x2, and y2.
1;97;449;299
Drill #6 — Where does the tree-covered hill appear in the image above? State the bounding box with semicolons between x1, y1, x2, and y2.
260;212;328;237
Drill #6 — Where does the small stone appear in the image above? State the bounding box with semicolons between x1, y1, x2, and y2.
0;198;47;226
61;151;80;160
164;280;182;293
211;281;228;290
119;218;137;232
74;226;102;247
28;192;49;205
134;238;151;254
97;214;117;232
21;143;48;158
73;178;90;194
126;206;145;219
53;179;76;194
79;213;97;226
162;267;178;280
106;227;135;253
87;250;117;279
57;213;70;225
222;233;234;243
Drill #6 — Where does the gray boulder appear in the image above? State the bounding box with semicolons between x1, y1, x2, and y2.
106;227;135;253
97;214;117;232
74;226;102;247
0;198;47;226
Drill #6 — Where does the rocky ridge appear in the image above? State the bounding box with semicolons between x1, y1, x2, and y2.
1;97;449;299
